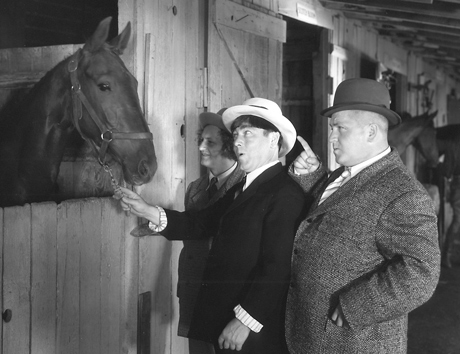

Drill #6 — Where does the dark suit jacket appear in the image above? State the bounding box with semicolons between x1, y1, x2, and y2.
285;149;440;354
162;163;305;348
177;165;245;337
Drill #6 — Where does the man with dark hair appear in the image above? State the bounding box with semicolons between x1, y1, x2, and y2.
178;109;244;354
116;98;305;353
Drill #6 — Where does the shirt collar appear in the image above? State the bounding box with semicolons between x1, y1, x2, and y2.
348;146;391;178
208;161;238;189
243;160;279;191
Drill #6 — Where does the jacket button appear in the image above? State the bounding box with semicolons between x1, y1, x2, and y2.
293;248;299;255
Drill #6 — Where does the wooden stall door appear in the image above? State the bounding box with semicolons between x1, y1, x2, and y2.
0;198;141;354
207;0;286;112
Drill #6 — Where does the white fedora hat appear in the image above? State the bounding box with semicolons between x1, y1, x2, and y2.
222;98;296;157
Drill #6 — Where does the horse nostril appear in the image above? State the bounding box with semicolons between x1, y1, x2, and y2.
138;160;148;177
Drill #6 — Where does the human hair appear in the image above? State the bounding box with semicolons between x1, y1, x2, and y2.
230;115;283;151
196;126;237;160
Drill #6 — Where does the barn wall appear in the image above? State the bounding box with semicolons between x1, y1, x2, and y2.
118;1;205;353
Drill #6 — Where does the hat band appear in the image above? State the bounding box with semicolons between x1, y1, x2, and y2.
249;105;268;110
333;101;389;109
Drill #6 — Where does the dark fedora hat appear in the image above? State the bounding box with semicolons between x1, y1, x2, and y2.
320;78;401;126
199;108;228;130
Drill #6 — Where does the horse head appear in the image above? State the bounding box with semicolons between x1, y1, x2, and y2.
68;17;157;186
413;122;439;168
388;110;438;155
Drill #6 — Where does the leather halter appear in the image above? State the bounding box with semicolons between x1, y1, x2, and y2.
67;49;153;165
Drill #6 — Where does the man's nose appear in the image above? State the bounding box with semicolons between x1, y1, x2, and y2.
233;136;242;147
329;130;337;142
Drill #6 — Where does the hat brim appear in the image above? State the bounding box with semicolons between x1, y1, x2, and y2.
222;105;296;157
321;103;401;126
199;112;227;130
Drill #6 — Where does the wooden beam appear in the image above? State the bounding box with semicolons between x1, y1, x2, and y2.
400;0;433;3
319;0;460;21
353;16;460;36
215;0;286;42
339;8;460;30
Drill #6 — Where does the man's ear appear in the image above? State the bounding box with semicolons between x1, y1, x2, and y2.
367;123;378;141
270;132;280;149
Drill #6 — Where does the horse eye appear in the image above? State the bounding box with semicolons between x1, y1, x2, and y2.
98;83;111;91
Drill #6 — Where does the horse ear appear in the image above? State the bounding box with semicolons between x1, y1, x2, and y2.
83;17;112;53
109;22;131;55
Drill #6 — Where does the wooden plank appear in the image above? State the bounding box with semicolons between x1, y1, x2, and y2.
56;201;81;354
208;0;225;111
312;28;331;164
137;292;151;354
80;198;102;353
31;202;58;354
378;38;408;75
216;0;286;42
278;0;335;30
2;205;31;354
100;198;123;354
179;1;205;352
120;213;139;354
184;0;206;189
140;236;173;354
0;206;3;354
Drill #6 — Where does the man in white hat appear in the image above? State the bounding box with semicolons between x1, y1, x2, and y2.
116;98;305;353
178;109;245;354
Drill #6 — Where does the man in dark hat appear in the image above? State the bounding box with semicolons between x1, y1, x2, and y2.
178;109;244;354
285;78;440;353
116;98;306;353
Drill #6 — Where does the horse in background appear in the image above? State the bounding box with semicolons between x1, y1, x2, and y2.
0;17;157;207
388;110;440;214
388;110;438;157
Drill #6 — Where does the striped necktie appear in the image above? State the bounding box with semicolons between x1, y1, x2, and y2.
318;168;351;205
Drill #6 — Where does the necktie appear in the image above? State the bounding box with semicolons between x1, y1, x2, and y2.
234;175;247;199
318;168;351;205
207;177;218;199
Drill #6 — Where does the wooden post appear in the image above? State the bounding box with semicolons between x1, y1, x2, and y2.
137;292;151;354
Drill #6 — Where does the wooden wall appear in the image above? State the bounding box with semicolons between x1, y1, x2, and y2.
1;198;141;354
118;0;286;352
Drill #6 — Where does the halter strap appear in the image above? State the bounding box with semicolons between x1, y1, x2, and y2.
67;49;153;165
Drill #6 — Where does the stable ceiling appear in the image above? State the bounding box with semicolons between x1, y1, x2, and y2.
318;0;460;78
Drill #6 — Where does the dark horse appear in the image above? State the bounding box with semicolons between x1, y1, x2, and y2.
388;110;438;159
0;17;157;207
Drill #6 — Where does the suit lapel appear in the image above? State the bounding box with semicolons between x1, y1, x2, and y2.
207;165;245;205
309;149;402;218
225;163;283;215
189;176;208;205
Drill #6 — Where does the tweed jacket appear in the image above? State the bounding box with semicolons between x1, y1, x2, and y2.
286;149;440;354
177;165;245;337
162;163;305;350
